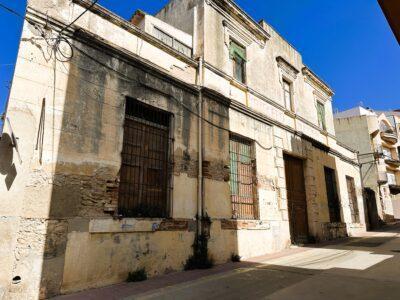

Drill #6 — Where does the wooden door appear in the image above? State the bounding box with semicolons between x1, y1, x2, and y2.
284;155;309;244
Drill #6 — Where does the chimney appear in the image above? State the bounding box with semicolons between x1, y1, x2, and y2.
131;10;146;27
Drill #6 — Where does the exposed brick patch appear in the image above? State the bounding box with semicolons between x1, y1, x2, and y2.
174;149;198;178
52;167;119;217
221;220;271;230
320;222;348;241
202;160;230;182
158;220;190;231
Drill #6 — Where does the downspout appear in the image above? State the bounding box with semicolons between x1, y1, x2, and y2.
194;5;204;236
197;57;204;236
357;152;369;229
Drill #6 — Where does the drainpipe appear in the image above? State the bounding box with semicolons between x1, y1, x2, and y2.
357;152;369;229
197;56;204;236
192;6;198;57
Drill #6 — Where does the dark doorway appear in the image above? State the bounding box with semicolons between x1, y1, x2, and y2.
364;188;380;230
284;154;309;244
324;167;341;223
346;176;360;223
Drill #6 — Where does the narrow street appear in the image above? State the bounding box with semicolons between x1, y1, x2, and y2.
56;224;400;300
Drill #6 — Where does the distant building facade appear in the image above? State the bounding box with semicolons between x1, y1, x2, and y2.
335;107;400;225
0;0;365;299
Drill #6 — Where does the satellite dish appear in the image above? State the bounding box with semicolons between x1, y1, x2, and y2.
6;117;22;164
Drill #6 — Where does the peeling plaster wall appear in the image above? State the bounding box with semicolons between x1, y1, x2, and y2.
0;1;367;299
1;0;202;297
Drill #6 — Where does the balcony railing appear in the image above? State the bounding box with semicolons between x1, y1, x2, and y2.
381;131;398;144
385;157;400;168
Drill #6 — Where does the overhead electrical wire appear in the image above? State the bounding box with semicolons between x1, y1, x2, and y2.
72;44;273;151
0;0;274;151
0;3;25;18
58;0;99;35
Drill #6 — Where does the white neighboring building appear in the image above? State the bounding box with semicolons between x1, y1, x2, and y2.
335;107;400;225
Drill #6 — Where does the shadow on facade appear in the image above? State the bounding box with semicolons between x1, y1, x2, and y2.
0;133;17;190
287;135;350;244
36;35;210;298
53;228;400;299
31;34;362;298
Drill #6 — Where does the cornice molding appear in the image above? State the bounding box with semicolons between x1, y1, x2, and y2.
223;19;253;47
28;1;356;167
71;0;197;66
207;0;269;47
276;56;300;80
302;67;334;97
203;61;337;141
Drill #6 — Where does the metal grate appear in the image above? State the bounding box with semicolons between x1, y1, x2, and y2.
118;99;173;218
229;135;258;220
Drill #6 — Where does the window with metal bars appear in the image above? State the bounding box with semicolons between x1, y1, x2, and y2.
346;176;360;223
229;135;258;220
118;98;173;218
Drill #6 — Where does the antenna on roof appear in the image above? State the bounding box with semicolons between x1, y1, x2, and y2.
6;117;22;164
359;101;364;107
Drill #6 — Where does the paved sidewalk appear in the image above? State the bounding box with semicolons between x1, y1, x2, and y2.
54;247;309;300
55;225;400;300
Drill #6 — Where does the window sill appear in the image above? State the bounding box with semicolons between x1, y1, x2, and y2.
221;219;271;230
284;110;296;118
230;78;248;91
89;218;194;233
320;129;329;136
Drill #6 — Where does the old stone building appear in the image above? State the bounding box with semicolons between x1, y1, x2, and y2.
335;107;400;225
0;0;366;299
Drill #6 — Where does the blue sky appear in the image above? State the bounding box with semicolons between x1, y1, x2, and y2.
0;0;399;117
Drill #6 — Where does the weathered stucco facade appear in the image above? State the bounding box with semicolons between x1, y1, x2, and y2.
0;0;366;299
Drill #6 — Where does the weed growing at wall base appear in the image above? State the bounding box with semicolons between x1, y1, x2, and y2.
184;234;214;270
127;268;148;282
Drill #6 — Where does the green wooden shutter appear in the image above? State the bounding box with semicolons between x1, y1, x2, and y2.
229;41;246;61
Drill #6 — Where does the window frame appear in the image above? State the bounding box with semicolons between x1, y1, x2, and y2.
229;39;247;84
383;147;393;159
282;78;293;111
153;26;192;57
388;172;397;185
316;100;327;131
229;134;259;220
118;98;174;219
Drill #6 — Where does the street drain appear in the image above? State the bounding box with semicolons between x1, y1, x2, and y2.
391;250;400;253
